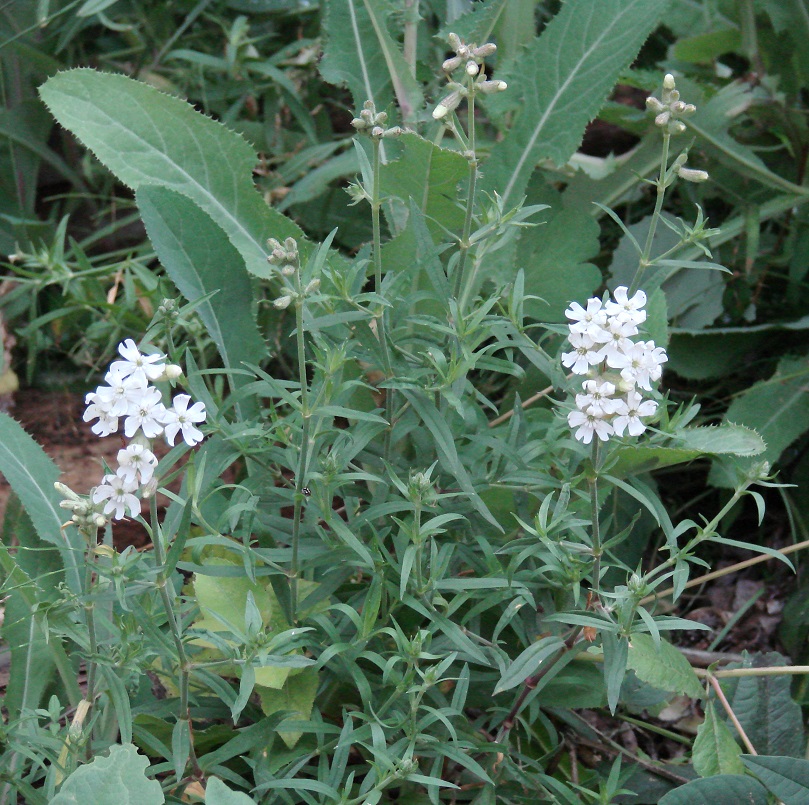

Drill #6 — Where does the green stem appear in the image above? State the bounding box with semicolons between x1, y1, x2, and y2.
630;132;670;295
291;288;311;622
454;86;478;308
82;530;99;760
371;137;395;459
589;440;603;599
412;501;424;594
150;495;200;778
402;0;418;76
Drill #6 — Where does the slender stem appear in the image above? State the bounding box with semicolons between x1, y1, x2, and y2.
630;132;670;295
412;501;424;594
150;495;200;777
640;536;809;606
402;0;418;77
589;440;603;599
488;384;555;428
371;137;395;459
291;286;311;621
454;85;478;308
709;675;758;754
82;530;99;760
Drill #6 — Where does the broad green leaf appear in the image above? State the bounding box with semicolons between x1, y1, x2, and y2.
256;666;319;748
481;0;668;208
718;652;805;758
692;701;743;778
437;0;508;46
136;185;266;411
319;0;422;120
741;755;809;804
658;774;769;805
608;446;706;478
39;69;300;279
51;744;164;804
516;202;602;322
494;636;564;694
626;633;704;699
0;413;82;593
602;632;628;714
205;777;258;804
720;356;809;467
678;425;766;457
380;133;467;242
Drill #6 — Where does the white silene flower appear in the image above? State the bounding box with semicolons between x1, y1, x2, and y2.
612;392;658;437
123;385;168;439
162;394;207;446
567;409;613;444
575;379;622;417
561;331;601;375
604;286;647;325
92;473;140;520
116;444;158;485
565;298;608;338
94;368;148;417
83;397;119;437
110;338;166;383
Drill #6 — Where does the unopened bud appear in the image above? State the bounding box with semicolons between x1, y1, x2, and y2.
448;33;461;52
432;91;461;119
682;103;696;116
645;96;664;113
663;73;676;90
473;43;497;58
442;55;461;72
350;117;368;130
94;514;107;528
479;80;507;94
284;237;297;253
677;166;709;183
383;126;403;137
670;120;687;134
654;111;671;127
305;278;321;294
163;364;183;380
55;482;80;501
274;295;293;310
141;477;158;499
371;126;384;138
670;100;686;114
281;264;296;276
375;111;387;125
466;60;478;76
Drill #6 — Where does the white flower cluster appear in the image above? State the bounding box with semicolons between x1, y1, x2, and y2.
83;339;207;520
561;288;667;444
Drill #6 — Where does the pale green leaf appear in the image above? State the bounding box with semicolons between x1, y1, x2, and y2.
741;755;809;804
481;0;668;208
205;777;258;805
626;633;704;699
136;185;266;410
658;774;769;805
692;701;743;778
39;69;300;279
256;667;319;749
678;425;766;457
51;744;164;804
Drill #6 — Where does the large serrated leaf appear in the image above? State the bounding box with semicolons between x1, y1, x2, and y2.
741;755;809;804
658;774;769;805
51;744;164;804
136;185;265;413
481;0;668;208
692;701;744;778
678;424;766;457
718;652;805;758
0;413;82;593
626;633;704;699
39;69;300;279
319;0;422;119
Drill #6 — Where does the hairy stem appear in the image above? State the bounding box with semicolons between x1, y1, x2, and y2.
589;440;603;599
454;86;478;308
82;530;99;760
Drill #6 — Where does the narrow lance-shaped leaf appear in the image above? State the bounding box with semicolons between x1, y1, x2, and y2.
481;0;668;208
39;69;301;279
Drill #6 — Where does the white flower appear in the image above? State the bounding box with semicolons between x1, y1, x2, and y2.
92;473;140;520
123;385;168;439
561;331;601;375
575;379;622;417
94;368;148;417
612;340;667;390
568;409;613;444
110;339;166;383
83;398;119;437
162;394;206;446
565;298;608;338
592;316;638;362
605;286;647;325
116;444;158;485
613;392;658;437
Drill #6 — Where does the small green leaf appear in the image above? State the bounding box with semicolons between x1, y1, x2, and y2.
495;636;564;694
602;632;628;715
692;702;743;778
256;667;319;749
626;634;704;699
51;744;164;804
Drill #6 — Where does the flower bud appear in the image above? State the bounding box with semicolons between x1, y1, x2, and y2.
383;126;403;137
670;120;687;134
654;111;670;127
371;125;384;138
375;111;387;125
663;73;676;90
448;33;461;52
473;42;497;58
479;80;507;94
305;279;321;294
442;55;461;72
94;514;107;528
163;364;183;380
682;103;696;116
281;264;296;276
141;477;158;499
677;166;709;183
466;60;478;76
350;117;368;130
432;90;461;119
645;96;664;113
274;295;293;310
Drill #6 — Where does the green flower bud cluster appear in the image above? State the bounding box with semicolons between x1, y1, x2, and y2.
55;481;108;533
646;73;696;135
432;33;506;120
350;100;402;139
